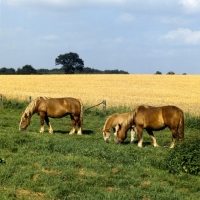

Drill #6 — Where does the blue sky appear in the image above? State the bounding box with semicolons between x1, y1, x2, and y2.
1;0;200;74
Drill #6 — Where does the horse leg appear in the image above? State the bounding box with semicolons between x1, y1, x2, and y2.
130;126;136;144
69;115;76;135
39;113;45;133
136;126;143;147
169;129;177;148
75;115;82;135
146;129;159;147
44;116;53;134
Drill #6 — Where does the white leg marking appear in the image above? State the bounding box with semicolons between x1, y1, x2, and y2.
169;141;175;148
150;136;159;147
69;127;76;135
48;123;53;134
77;128;82;135
40;125;44;133
138;138;143;147
130;129;136;143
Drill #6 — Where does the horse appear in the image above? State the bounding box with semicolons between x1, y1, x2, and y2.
19;97;83;135
102;113;136;143
114;105;184;148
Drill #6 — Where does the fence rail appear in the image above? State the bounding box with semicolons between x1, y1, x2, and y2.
84;100;106;114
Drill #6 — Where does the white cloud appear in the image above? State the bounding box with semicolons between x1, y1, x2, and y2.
160;28;200;45
179;0;200;13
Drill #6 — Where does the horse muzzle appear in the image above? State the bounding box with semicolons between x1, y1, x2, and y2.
19;126;28;131
115;140;121;144
114;138;121;144
105;138;110;143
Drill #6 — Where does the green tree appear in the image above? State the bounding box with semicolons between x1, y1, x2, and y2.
55;52;84;74
155;71;162;75
17;65;37;74
167;71;175;75
0;67;16;74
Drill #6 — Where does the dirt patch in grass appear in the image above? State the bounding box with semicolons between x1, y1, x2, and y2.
16;189;45;199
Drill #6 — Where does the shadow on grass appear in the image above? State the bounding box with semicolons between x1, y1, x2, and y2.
121;140;152;147
83;130;94;135
54;130;69;134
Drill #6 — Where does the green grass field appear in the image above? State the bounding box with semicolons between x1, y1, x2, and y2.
0;100;200;200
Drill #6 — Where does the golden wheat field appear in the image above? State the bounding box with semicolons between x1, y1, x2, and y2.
0;74;200;114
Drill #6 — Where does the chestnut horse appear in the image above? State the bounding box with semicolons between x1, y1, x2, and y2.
102;113;136;143
115;105;184;148
19;97;83;135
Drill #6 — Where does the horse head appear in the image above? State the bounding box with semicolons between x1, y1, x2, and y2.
19;112;31;131
114;124;127;144
102;128;111;143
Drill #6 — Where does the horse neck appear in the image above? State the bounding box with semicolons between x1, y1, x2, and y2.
24;99;37;116
122;111;135;132
103;116;113;131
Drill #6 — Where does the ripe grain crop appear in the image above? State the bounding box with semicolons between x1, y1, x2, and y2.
0;74;200;114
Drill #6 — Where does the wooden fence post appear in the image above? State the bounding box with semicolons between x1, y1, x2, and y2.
0;94;3;106
103;100;106;114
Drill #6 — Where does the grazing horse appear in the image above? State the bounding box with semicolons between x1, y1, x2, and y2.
19;97;83;135
102;113;136;143
115;105;184;148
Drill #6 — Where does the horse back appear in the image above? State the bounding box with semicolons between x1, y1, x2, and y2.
37;97;82;117
104;113;129;130
135;106;163;127
134;105;183;129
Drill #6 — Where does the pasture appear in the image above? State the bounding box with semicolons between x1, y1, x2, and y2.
0;99;200;200
0;75;200;199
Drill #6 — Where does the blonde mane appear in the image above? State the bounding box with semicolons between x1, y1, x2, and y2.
103;115;113;132
24;96;49;116
123;106;139;128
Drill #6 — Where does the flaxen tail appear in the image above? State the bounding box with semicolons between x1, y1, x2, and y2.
79;99;84;126
178;109;184;140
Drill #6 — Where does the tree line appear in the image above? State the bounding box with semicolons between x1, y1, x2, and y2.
0;52;186;75
0;52;129;75
0;66;129;75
